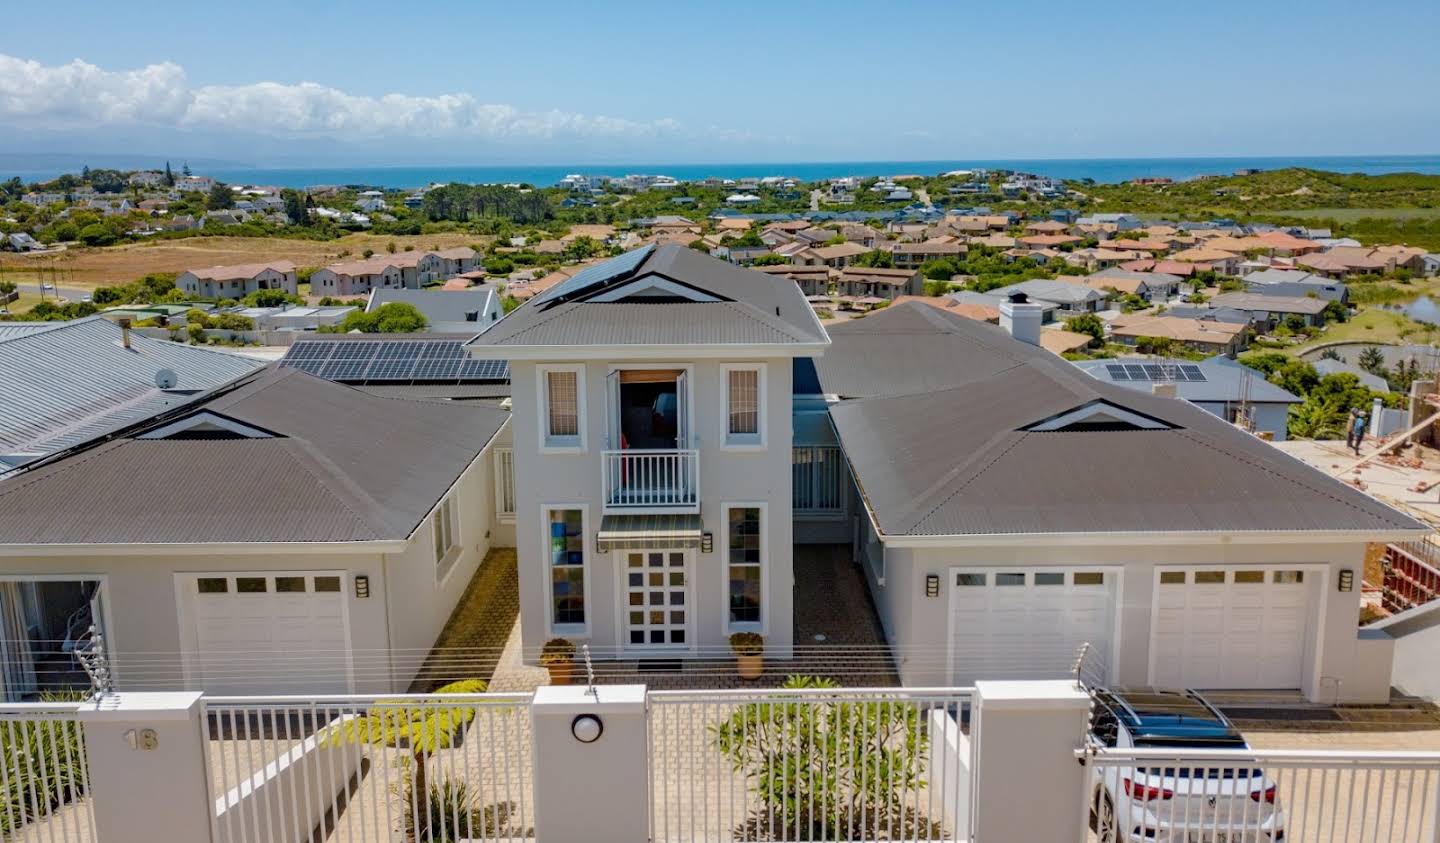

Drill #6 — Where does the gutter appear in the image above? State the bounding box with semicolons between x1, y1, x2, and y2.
880;528;1432;549
0;540;410;557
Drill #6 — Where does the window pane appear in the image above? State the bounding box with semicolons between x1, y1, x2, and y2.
1160;571;1186;585
197;577;228;594
955;573;986;587
728;506;762;625
1234;570;1265;584
552;568;586;625
314;577;341;593
1194;571;1226;584
275;576;306;593
1273;570;1304;584
1034;572;1064;586
727;369;759;436
728;507;761;566
236;577;267;593
1074;572;1105;586
995;573;1025;586
546;371;579;437
549;510;584;566
549;509;585;625
729;566;761;624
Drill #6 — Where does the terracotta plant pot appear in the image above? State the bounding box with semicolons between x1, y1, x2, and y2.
545;660;573;686
736;653;764;680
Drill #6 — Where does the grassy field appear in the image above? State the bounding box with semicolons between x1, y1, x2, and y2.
1257;207;1440;222
1289;308;1440;354
0;232;489;290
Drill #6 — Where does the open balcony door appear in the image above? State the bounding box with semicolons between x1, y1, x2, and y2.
676;370;689;448
606;369;620;450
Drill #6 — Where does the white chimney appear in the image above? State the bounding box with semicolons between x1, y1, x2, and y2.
999;292;1043;347
1151;382;1177;398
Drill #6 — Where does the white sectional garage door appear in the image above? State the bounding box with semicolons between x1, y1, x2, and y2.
949;569;1117;686
1151;568;1311;690
181;573;351;695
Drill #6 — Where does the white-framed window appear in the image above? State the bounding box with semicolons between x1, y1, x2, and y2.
721;363;765;448
538;365;586;451
433;496;459;577
724;503;765;632
544;506;588;633
493;448;515;521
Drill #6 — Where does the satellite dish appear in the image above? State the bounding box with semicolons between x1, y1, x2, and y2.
154;369;178;390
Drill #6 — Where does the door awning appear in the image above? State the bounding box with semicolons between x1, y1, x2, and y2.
596;514;704;552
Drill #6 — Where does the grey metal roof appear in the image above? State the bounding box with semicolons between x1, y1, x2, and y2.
1073;357;1303;405
0;367;510;544
469;244;827;350
354;383;512;400
825;303;1424;538
367;288;499;329
1210;292;1330;315
989;278;1104;305
0;323;53;341
1312;359;1389;393
0;317;262;471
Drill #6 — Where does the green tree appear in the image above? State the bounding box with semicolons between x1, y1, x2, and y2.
752;253;788;266
281;189;310;225
1271;359;1320;397
163;161;174;187
1135;336;1173;356
77;223;116;246
1322;300;1348;324
852;249;894;268
332;302;428;333
207;183;234;210
1288;394;1348;439
242;289;302;308
1064;313;1106;348
563;236;602;262
1358;346;1386;374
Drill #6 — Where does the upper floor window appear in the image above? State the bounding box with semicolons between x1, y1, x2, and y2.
540;365;585;450
723;364;765;448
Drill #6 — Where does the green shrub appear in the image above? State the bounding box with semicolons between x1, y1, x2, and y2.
1;694;88;837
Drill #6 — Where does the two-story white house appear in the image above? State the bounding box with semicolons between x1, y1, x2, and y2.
466;244;829;661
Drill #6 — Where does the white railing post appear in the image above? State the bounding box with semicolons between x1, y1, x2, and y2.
970;680;1090;843
530;684;648;843
77;692;214;843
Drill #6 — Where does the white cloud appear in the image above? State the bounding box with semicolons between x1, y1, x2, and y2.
0;53;682;142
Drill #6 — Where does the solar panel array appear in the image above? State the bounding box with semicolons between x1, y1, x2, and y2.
280;339;509;383
1105;363;1207;383
532;244;654;307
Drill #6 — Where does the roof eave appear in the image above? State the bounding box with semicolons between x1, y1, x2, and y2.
879;527;1431;548
0;539;411;557
465;340;831;360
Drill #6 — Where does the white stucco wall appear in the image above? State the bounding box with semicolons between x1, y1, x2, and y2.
510;357;795;662
870;540;1372;703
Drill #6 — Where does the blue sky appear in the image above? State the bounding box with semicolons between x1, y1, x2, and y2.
2;0;1438;167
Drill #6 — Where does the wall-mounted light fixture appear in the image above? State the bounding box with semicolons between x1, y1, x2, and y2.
1338;569;1354;593
925;574;940;598
571;714;603;743
355;575;371;599
701;532;714;554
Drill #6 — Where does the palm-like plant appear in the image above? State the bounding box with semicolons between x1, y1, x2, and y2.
324;678;487;841
1288;395;1348;440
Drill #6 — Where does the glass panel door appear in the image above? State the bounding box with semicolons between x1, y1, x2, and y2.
623;550;688;647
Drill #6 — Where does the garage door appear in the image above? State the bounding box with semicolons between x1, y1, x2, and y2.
183;573;351;695
1151;568;1310;690
950;569;1117;686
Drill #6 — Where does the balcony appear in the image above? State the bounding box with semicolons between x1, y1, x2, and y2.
602;448;699;512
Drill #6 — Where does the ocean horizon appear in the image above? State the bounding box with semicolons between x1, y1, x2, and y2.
7;154;1440;189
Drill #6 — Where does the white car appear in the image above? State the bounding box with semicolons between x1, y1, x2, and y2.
1088;687;1286;842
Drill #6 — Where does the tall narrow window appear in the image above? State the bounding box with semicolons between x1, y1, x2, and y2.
433;496;458;576
494;448;515;520
548;508;586;629
547;371;579;438
724;366;763;447
727;506;762;628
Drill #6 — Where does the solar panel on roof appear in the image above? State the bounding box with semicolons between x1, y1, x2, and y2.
284;358;329;375
319;359;370;380
1179;365;1206;382
459;359;509;380
1105;364;1129;381
1142;364;1164;380
284;341;333;361
1124;365;1147;380
532;244;654;307
282;337;509;384
330;342;379;361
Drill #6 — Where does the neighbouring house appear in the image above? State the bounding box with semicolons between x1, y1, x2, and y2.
176;261;299;298
1245;268;1349;305
892;295;1001;323
712;243;773;265
1209;291;1331;330
230;305;356;331
463;244;830;665
0;316;261;477
310;258;405;297
890;241;965;269
1108;313;1250;356
1313;358;1389;393
1169;247;1242;275
798;242;868;269
434;247;479;277
0;367;513;696
834;266;924;301
989;278;1104;315
754;264;833;297
816;302;1423;701
1297;248;1392;279
1081;268;1184;302
366;287;503;333
1037;328;1095;356
389;250;446;287
4;232;42;252
1073;356;1301;440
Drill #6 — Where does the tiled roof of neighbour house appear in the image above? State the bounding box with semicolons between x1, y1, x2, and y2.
1209;291;1330;315
808;243;868;261
892;242;964;256
1171;247;1240;263
1037;329;1095;355
467;244;829;351
821;302;1424;538
1109;314;1248;344
0;317;262;474
989;278;1103;305
0;367;510;544
891;295;1000;323
1073;356;1303;405
1024;221;1070;233
1018;234;1082;247
837;266;920;285
969;234;1018;248
1151;259;1196;276
188;260;297;280
367;288;500;333
1091;268;1184;288
434;247;477;260
1298;250;1388;273
324;257;400;276
753;264;831;280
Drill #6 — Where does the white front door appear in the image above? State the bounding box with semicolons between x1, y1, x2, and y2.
181;573;352;695
1151;568;1312;690
619;550;690;649
949;568;1118;686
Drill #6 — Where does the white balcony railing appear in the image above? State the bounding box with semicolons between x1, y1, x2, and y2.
602;449;699;512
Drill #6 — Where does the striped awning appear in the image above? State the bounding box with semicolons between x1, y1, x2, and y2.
596;514;704;552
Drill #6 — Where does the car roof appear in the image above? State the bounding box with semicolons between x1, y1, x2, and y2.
1097;687;1245;745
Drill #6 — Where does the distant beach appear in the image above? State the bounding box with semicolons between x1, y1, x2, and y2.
6;154;1440;189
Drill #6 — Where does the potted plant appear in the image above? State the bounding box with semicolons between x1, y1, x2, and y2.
730;632;765;680
540;638;577;685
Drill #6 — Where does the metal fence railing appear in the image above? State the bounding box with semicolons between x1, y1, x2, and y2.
202;692;533;843
1384;540;1440;614
0;702;96;842
647;686;974;843
1079;746;1440;843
